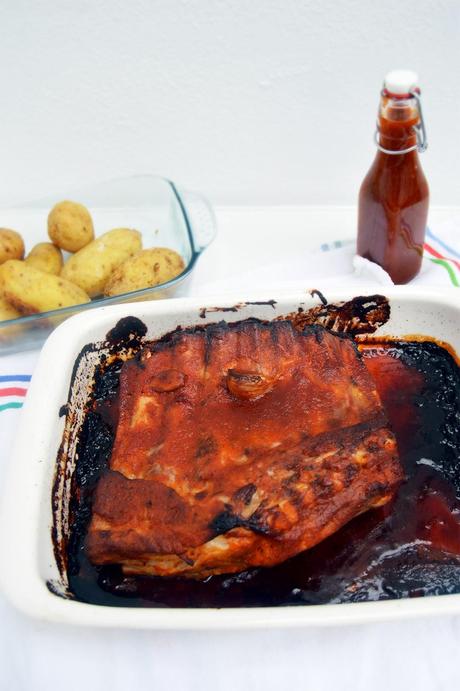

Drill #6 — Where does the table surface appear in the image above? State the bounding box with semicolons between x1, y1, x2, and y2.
1;205;460;691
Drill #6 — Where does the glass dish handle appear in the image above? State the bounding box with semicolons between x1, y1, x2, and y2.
180;190;217;253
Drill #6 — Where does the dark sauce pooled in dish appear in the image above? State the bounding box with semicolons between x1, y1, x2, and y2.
67;339;460;607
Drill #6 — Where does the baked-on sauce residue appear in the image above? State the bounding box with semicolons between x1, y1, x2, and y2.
66;338;460;607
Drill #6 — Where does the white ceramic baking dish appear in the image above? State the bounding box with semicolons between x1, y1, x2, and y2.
0;287;459;629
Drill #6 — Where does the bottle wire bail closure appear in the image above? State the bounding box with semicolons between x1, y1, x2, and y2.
374;89;428;155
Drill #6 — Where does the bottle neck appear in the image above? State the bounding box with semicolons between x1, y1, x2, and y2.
377;94;419;153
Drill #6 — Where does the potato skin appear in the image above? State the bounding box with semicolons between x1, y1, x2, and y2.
0;295;21;321
48;200;94;252
61;228;142;297
25;242;63;275
0;260;90;314
104;247;185;297
0;228;25;264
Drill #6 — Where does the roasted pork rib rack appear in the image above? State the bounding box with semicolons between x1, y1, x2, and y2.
87;319;402;578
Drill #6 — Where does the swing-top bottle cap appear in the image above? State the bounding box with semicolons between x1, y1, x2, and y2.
384;69;419;96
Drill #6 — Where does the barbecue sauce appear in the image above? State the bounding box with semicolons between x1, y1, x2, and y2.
357;71;429;284
66;339;460;607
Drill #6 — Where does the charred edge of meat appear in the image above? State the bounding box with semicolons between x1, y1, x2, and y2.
108;295;387;361
281;294;390;336
146;318;352;357
209;508;274;537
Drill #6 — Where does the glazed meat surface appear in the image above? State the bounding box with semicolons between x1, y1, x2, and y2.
86;319;402;578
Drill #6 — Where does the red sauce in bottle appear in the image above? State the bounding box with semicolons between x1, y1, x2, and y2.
357;79;429;284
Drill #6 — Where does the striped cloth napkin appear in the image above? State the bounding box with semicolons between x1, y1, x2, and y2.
0;351;39;483
0;351;38;420
0;375;31;414
320;227;459;287
0;225;458;422
320;226;460;287
424;227;460;287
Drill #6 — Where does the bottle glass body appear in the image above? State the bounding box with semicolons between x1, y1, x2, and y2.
357;93;429;284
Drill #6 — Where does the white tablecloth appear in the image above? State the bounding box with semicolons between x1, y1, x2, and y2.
1;206;460;691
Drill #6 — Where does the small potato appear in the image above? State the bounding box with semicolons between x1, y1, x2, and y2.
104;247;185;297
0;228;25;264
0;260;90;314
48;200;94;252
61;227;142;297
0;295;21;321
25;242;63;275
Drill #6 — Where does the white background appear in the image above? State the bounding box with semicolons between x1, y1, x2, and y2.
0;0;459;207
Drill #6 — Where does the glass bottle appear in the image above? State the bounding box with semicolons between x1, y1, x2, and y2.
357;70;429;284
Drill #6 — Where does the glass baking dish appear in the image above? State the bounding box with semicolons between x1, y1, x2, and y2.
0;175;216;353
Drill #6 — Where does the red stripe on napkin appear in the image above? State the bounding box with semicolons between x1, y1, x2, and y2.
0;387;28;397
